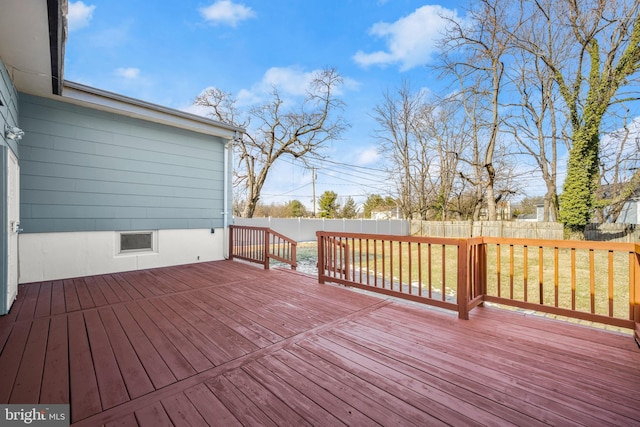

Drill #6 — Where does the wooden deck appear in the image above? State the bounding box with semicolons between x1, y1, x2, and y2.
0;260;638;426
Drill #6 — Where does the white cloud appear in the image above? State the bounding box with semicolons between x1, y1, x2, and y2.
199;1;256;27
236;66;356;107
68;1;96;31
353;5;458;71
357;147;380;165
236;67;319;106
114;67;140;79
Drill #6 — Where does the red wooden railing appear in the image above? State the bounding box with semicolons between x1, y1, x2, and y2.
229;225;297;270
317;231;640;343
317;232;472;318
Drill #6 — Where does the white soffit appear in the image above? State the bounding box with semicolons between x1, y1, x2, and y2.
0;0;57;96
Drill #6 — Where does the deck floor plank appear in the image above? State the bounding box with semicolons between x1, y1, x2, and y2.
184;289;275;348
104;412;138;427
254;354;374;426
9;317;49;403
205;375;278;427
134;401;173;427
39;315;69;404
288;340;473;426
98;308;155;399
15;283;40;322
183;383;242;427
242;359;348;426
123;302;196;381
67;311;102;421
199;288;285;345
83;310;130;409
113;273;155;299
49;280;66;315
73;278;96;310
161;392;208;427
63;279;81;312
91;276;122;305
136;299;213;373
110;305;177;390
357;309;636;425
0;260;638;426
277;345;438;426
368;305;640;412
330;320;568;425
104;274;143;301
147;297;231;367
169;293;258;358
0;321;31;403
222;368;312;427
84;276;109;307
33;282;52;319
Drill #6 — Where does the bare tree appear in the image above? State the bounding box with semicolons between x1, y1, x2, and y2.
419;96;465;220
194;68;348;217
439;0;514;220
373;81;436;219
505;43;568;222
509;0;640;233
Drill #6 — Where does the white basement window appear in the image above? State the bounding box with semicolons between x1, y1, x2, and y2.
119;231;155;253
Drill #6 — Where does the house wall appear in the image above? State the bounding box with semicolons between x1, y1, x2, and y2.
19;228;225;283
17;93;230;283
615;200;638;224
0;58;20;313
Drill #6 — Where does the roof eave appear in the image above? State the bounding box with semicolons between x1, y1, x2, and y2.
63;81;245;139
47;0;66;95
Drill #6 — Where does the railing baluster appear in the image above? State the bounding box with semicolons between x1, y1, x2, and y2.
509;245;514;299
496;244;501;298
571;248;576;311
523;245;528;302
590;249;595;314
441;244;446;302
428;244;433;299
554;247;559;307
608;250;614;317
539;246;544;305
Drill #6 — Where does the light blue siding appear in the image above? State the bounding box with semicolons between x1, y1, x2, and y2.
19;93;227;233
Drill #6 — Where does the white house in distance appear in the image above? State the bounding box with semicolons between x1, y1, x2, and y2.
0;0;243;314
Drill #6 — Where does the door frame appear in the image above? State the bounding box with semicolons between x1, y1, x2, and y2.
0;145;8;314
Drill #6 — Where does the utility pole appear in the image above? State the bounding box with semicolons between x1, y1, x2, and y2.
311;166;317;217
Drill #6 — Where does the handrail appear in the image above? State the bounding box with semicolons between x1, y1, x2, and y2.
229;225;297;270
317;231;471;319
317;231;640;337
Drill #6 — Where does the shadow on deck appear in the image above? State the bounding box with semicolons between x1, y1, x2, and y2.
0;260;638;426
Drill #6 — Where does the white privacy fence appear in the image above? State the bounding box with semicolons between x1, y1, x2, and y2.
232;218;639;242
232;218;409;242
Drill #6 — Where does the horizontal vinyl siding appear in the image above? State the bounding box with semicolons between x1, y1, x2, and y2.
19;94;226;233
0;59;19;156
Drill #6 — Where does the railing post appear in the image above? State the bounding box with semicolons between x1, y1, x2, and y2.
478;239;487;299
291;241;297;271
264;229;270;269
317;232;325;283
457;239;469;320
634;244;640;346
228;225;234;261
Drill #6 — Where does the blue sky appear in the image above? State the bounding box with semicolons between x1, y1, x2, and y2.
64;0;492;211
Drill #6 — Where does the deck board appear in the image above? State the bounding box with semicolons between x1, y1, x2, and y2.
9;317;49;403
0;260;638;426
39;315;69;404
